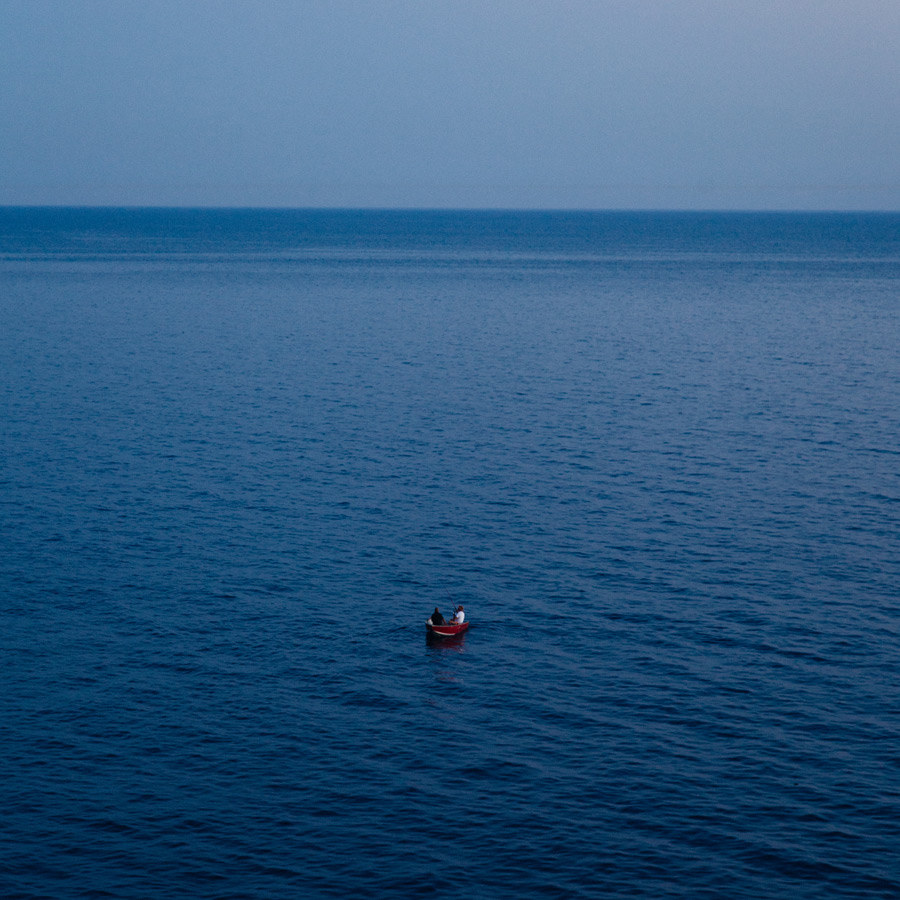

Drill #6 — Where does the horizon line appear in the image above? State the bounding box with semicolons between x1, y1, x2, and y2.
3;204;900;215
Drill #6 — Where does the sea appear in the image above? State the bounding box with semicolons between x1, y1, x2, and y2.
1;207;899;899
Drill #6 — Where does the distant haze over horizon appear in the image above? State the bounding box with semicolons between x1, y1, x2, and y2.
6;202;900;215
3;0;899;211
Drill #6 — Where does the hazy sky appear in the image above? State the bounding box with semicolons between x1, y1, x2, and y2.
2;0;899;209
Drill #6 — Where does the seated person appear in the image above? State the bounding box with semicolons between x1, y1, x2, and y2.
429;607;446;626
452;605;465;624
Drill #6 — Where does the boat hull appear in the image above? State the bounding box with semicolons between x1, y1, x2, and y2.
425;621;469;637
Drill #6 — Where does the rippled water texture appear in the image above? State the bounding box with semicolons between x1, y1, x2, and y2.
2;209;899;898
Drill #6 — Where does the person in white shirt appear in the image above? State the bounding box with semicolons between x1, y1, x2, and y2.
452;605;465;624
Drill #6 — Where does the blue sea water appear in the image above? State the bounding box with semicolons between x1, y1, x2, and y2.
1;208;899;899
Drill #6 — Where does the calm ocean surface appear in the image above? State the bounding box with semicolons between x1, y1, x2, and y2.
1;208;899;899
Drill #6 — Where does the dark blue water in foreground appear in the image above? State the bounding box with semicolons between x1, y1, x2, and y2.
2;208;899;899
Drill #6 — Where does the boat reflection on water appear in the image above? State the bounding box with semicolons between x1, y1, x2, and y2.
425;632;467;659
425;621;469;651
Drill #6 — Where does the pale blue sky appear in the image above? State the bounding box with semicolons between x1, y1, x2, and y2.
2;0;899;209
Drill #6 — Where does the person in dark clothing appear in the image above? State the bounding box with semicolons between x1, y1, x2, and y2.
430;607;446;626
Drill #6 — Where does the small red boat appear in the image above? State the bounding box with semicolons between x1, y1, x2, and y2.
426;621;469;637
